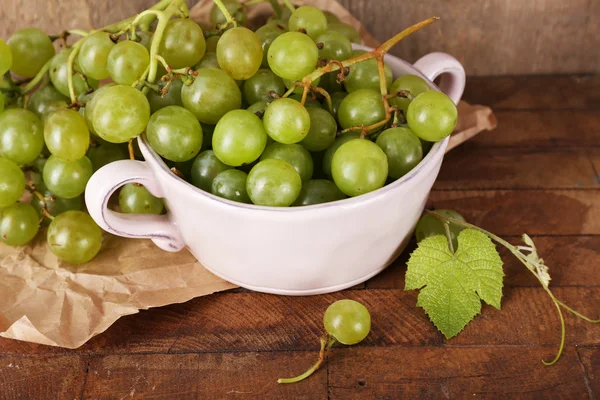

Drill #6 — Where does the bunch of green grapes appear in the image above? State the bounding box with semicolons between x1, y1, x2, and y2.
0;0;456;265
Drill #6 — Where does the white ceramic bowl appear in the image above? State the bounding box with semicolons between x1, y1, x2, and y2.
86;48;465;295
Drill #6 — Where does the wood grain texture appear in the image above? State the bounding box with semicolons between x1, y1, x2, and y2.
578;347;600;396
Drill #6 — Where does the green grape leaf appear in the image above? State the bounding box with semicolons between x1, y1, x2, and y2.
405;229;504;339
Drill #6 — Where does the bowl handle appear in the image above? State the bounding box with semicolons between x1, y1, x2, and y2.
413;52;466;105
85;159;185;252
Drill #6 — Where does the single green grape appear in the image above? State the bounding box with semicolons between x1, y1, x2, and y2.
0;108;44;165
267;32;318;81
263;98;310;144
211;169;251;203
195;52;220;69
322;132;360;178
205;36;220;53
407;91;458;142
190;150;232;191
47;210;102;264
32;191;82;225
265;19;288;29
210;0;246;26
247;159;302;206
243;68;285;105
0;38;13;76
415;209;466;251
77;32;115;80
247;101;269;116
315;31;352;62
119;183;164;214
83;84;115;135
293;179;346;206
324;11;340;24
323;299;371;345
301;107;338;152
332;139;388;197
389;74;431;114
147;105;203;162
337;89;385;133
212;109;267;166
288;6;327;39
135;31;153;49
181;68;241;125
27;85;69;120
44;109;90;161
91;85;151;143
375;127;423;180
0;203;39;246
49;49;99;98
107;40;150;85
0;157;25;207
255;24;285;68
160;19;206;69
260;142;313;182
147;78;183;113
7;28;55;78
43;155;93;199
217;27;263;80
344;50;393;93
327;22;360;44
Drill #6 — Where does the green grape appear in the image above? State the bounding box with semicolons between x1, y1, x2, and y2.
324;11;340;24
195;52;220;69
323;299;371;345
47;211;102;264
0;108;44;165
27;85;69;119
319;71;343;93
32;191;82;225
77;32;115;80
337;89;385;133
146;105;203;162
260;142;313;182
255;24;285;68
247;101;269;116
315;31;352;62
136;31;153;49
83;84;115;135
327;91;347;118
43;155;93;199
91;85;151;143
107;40;150;85
407;91;458;142
293;179;345;206
247;159;302;206
344;50;392;93
165;157;195;180
322;132;360;178
263;98;310;144
49;49;99;98
415;209;466;251
267;32;318;81
265;19;289;29
205;36;220;53
147;78;183;113
213;109;267;166
210;0;246;26
119;183;164;214
87;142;128;171
0;203;39;246
7;28;55;78
160;19;206;69
0;92;4;114
181;68;241;124
44;109;90;161
191;150;232;191
328;22;361;44
0;157;25;207
217;27;263;80
332;139;388;197
211;169;250;203
243;68;285;105
300;107;338;152
389;74;431;114
375;127;422;180
0;38;13;76
288;6;327;39
279;6;293;21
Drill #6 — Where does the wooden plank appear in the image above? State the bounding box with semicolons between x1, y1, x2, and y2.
577;347;600;397
83;352;327;399
428;189;600;236
0;355;87;399
328;346;591;399
435;147;599;189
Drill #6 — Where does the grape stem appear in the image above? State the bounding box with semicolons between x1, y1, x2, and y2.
281;0;295;13
212;0;238;29
28;187;54;222
128;139;136;161
278;335;336;384
425;210;600;365
20;59;52;94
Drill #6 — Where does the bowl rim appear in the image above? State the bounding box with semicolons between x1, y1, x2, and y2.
139;46;450;213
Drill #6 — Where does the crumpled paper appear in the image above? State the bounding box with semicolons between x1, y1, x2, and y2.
0;0;496;349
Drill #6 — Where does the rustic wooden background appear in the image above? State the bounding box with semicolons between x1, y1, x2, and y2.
1;0;599;75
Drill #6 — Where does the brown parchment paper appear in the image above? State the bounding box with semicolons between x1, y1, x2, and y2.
0;0;497;349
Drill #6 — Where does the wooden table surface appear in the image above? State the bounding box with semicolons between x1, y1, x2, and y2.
0;75;599;399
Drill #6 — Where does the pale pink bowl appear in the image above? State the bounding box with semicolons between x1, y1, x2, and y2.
85;48;465;295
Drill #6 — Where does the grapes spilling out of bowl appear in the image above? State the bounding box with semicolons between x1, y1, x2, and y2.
0;0;453;264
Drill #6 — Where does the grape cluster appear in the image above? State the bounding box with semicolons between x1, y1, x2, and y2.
0;0;455;265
